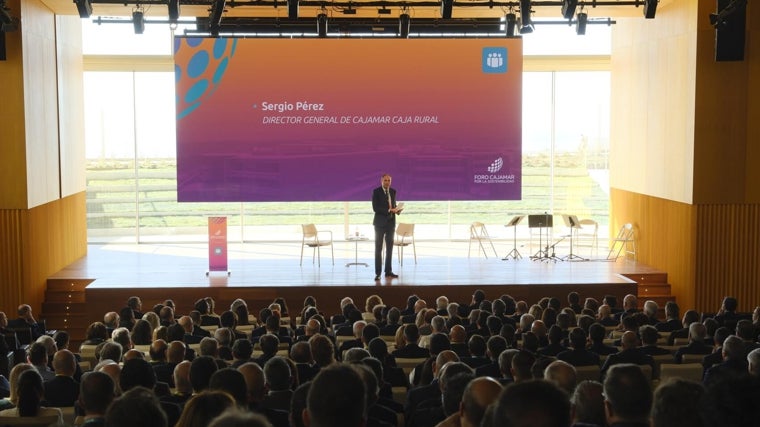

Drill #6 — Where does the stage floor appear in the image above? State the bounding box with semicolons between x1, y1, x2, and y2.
53;241;659;289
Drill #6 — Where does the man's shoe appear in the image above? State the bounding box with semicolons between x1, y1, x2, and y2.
374;275;381;281
385;273;399;278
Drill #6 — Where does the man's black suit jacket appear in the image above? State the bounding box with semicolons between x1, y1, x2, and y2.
372;186;398;228
43;375;79;407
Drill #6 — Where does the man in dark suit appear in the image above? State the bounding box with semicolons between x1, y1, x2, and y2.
557;327;600;367
703;335;748;386
43;349;80;407
391;324;430;359
600;331;654;379
7;304;45;341
372;173;403;281
78;371;115;427
674;322;713;363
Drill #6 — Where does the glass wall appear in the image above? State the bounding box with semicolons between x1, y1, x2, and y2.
83;21;611;245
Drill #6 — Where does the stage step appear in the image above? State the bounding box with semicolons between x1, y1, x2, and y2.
45;279;93;292
42;278;92;348
45;290;86;303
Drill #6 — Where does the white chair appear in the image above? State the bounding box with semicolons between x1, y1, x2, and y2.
394;223;417;266
607;223;636;261
575;218;599;257
468;222;498;258
300;224;334;266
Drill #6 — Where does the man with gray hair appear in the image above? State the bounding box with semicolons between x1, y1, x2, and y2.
748;347;760;377
674;322;713;363
436;296;449;315
111;327;132;352
543;360;577;395
643;300;659;325
199;336;219;358
214;328;233;360
703;335;749;386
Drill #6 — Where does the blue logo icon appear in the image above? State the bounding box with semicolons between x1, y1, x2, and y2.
482;48;507;73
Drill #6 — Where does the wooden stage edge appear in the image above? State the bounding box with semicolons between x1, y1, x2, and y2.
46;244;669;328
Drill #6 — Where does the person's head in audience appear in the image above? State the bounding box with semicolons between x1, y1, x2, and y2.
721;334;745;361
112;327;132;351
360;357;384;387
588;323;606;344
441;372;475;418
305;364;365;427
435;296;449;312
52;349;77;377
486;335;507;362
622;294;637;311
209;368;247;407
237;362;265;405
713;326;731;349
190;356;219;393
214;328;232;349
173;360;192;395
344;347;370;363
721;296;738;313
130;319;152;346
364;294;383;314
232;338;253;363
264;356;292;392
53;330;71;351
103;312;120;329
499;324;516;347
584;297;599;313
459;376;501;427
748;348;760;377
143;311;160;332
120;357;156;392
467;334;487;358
531;357;554;380
351;320;367;340
521;331;539;354
429;332;451;356
479;300;492;314
259;333;280;357
567;291;580;308
36;335;56;362
492;298;506;316
449;324;466;344
431;315;447;334
639;324;659;346
544;360;577;395
570;380;605;426
498;349;519;379
649;378;704;427
541;307;557;328
352;363;381;413
547;324;563;346
446;302;460;320
209;410;272;427
26;342;47;367
176;390;236;427
265;314;282;335
597;304;613;321
620;330;639;349
148;339;167;362
119;306;135;328
528;305;543;320
79;371;115;419
106;386;167;427
468;309;482;327
290;381;311;427
360;323;379;346
603;364;651;425
8;363;35;405
682;309;700;328
309;334;335;367
620;315;639;332
165;340;185;364
16;369;45;416
569;327;587;350
86;321;109;343
490;379;570;427
664;301;679;320
643;300;658;319
220;311;238;329
577;315;595;333
95;360;122;395
511;350;536;382
688;322;707;343
433;351;462;381
518;313;535;333
372;305;386;324
736;319;755;341
402;324;420;346
486;315;503;336
199;337;219;358
556;312;572;331
700;371;760;427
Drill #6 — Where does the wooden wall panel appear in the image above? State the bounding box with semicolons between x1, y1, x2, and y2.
695;204;760;312
0;210;28;315
610;3;698;204
0;194;86;316
611;188;697;310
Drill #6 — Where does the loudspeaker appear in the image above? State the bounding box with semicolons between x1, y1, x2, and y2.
0;32;5;61
715;0;746;61
643;0;657;19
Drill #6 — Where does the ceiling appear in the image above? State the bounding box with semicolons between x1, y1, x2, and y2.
40;0;671;21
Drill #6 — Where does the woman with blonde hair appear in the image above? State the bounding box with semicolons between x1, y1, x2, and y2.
0;369;63;424
175;390;236;427
365;294;384;314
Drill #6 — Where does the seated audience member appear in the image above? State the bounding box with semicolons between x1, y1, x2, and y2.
262;357;293;413
209;411;272;427
305;364;366;427
558;328;600;367
119;307;136;330
189;311;212;337
408;360;472;427
674;322;713;363
43;349;79;407
379;307;402;336
543;360;577;395
567;292;583;314
510;350;536;383
736;319;760;355
189;356;219;394
570;380;606;427
351;363;397;427
603;364;652;427
213;328;234;360
748;347;760;377
309;334;336;368
496;349;519;384
655;302;681;332
290;342;319;384
587;323;618;356
208;368;248;408
166;361;193;407
367;338;407;388
0;370;63;424
414;333;451;386
254;334;280;367
78;371;115;427
703;335;749;386
613;294;639;323
700;370;760;427
391;324;430;359
220;311;247;342
3;364;35;410
650;378;705;427
338;321;367;357
458;376;501;427
596;304;619;327
82;322;110;348
638;325;672;356
105;386;166;427
642;300;659;325
27;342;55;382
461;335;489;369
175;390;236;427
600;331;654;379
131;319;153;346
667;310;701;345
714;296;740;328
488;379;570;427
7;304;46;341
474;336;507;378
448;325;470;358
537;325;567;357
230;339;254;369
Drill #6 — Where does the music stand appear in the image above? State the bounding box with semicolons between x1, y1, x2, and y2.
502;215;525;260
562;214;587;261
528;213;553;261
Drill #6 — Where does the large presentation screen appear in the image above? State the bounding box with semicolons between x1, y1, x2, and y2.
174;38;522;202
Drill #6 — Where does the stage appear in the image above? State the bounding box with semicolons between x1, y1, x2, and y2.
46;241;668;335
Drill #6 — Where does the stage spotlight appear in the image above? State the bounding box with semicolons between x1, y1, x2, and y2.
505;12;516;37
518;16;533;34
288;0;298;19
576;12;587;35
399;13;410;38
441;0;453;19
561;0;577;20
168;0;180;23
73;0;92;18
317;13;327;37
132;10;145;34
519;0;532;25
643;0;657;19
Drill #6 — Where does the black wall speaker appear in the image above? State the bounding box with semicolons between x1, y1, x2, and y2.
0;32;6;61
715;0;746;61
